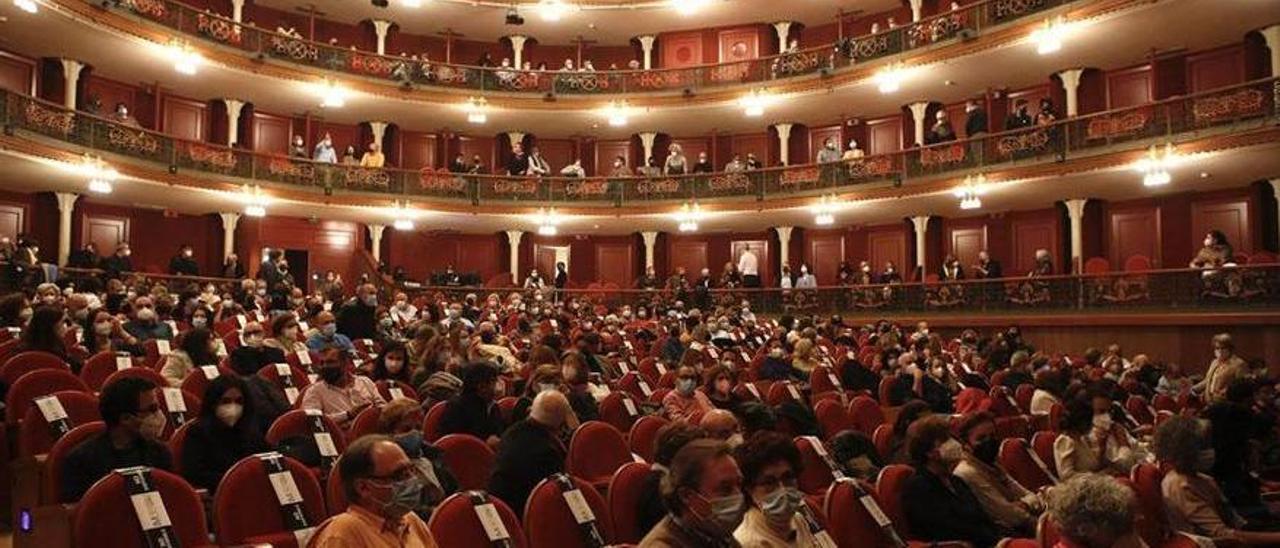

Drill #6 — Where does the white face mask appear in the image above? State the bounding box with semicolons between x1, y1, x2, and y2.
216;403;243;427
139;410;167;440
938;439;964;464
1092;413;1113;432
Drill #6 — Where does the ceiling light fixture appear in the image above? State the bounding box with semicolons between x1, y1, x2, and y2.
73;155;118;194
602;100;632;127
1133;143;1178;187
538;0;571;21
675;201;703;232
465;96;489;124
953;174;986;210
14;0;37;14
392;201;416;230
672;0;709;16
532;207;562;235
873;64;908;94
316;79;348;108
166;41;203;75
1030;16;1069;55
242;184;268;217
400;0;423;7
739;88;771;117
810;193;839;226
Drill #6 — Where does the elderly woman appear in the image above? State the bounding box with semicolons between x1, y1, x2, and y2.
662;365;714;423
265;312;308;355
790;338;819;376
374;398;458;519
1046;474;1144;548
901;415;1001;547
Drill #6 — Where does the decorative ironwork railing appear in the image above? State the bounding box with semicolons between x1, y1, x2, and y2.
1;77;1276;207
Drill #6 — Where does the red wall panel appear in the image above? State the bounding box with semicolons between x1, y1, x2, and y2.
595;140;631;175
671;138;710;165
595;243;636;288
668;240;708;276
718;28;759;63
943;217;989;271
535;138;576;173
160;95;208;142
730;134;769;165
459;136;496;173
399;131;438;170
866;225;907;272
1009;211;1061;275
1007;85;1049;116
84;76;139;120
1107;205;1162;267
1106;65;1154;109
1187;46;1245;93
0;203;26;242
660;32;704;69
239;216;360;286
251;111;293;155
0;51;36;95
804;233;845;283
1192;197;1252;255
866;117;902;155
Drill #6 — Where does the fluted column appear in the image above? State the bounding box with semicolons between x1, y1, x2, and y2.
909;0;924;22
776;226;794;272
372;20;393;56
55;193;79;266
1260;25;1280;78
505;230;523;282
368;121;389;149
773;123;793;166
219;212;241;260
368;224;386;262
505;131;526;150
1064;198;1088;273
641;231;658;271
636;35;656;70
772;21;793;51
508;35;529;68
907;102;930;147
911;216;930;272
222;99;245;146
230;0;245;22
638;132;657;165
1058;68;1084;117
60;59;85;109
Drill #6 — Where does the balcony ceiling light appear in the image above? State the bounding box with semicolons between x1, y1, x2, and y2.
810;194;839;226
1030;16;1072;55
873;65;909;94
601;101;632;127
315;79;348;108
465;97;489;124
14;0;37;14
391;201;417;230
672;0;709;16
400;0;424;7
241;184;269;217
538;0;572;22
739;89;771;117
953;174;986;210
166;41;203;76
674;201;704;232
1134;143;1179;187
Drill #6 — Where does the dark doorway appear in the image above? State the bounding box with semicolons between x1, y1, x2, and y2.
284;249;309;293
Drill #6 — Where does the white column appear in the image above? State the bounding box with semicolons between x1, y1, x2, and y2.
506;131;526;150
222;99;245;146
1064;198;1088;274
1269;179;1280;245
908;102;930;147
505;230;523;283
637;35;656;70
773;123;793;166
60;59;85;110
368;121;389;149
54;193;79;266
911;215;929;273
641;231;658;271
772;21;793;52
1058;68;1084;118
909;0;924;22
508;35;529;68
776;226;794;272
368;224;386;262
219;212;241;260
638;132;657;165
372;20;393;56
1260;25;1280;79
230;0;245;23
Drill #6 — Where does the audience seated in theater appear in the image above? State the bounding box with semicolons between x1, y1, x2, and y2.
301;349;385;429
700;409;743;448
609;155;631;177
1046;474;1143;548
337;283;379;341
101;243;134;280
842;139;865;159
369;341;412;385
1195;333;1247;404
181;375;269;491
902;415;1001;548
723;154;745;172
60;377;172;502
954;412;1043;537
559;159;587;177
230;320;286;372
1191;230;1235;270
927;110;957;144
438;361;506;447
310;435;441;547
560;352;603;421
161;326;220;387
940;254;965;281
794;264;817;288
123;295;173;342
703;365;746;413
965;99;988;137
790;338;819;377
1005;99;1033;130
733;431;819;546
489;390;578;513
82;307;139;355
664;365;715;422
1003;350;1035;389
638;423;707;535
265;312;308;354
830;430;884;481
375;398;458;519
757;341;796;382
1030;367;1066;416
1054;386;1142;480
887;400;933;464
19;305;83;373
974;249;1003;279
691;152;713;173
308;311;355;353
639;438;743;547
1156;361;1192;396
341;145;359;165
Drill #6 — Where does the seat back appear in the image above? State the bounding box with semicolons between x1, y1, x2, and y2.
101;366;169;392
627;415;669;463
1082;257;1111;274
214;454;326;547
814;399;853;440
809;366;843;396
18;390;100;458
6;369;90;427
607;462;653;544
325;457;348;516
848;395;884;435
1030;431;1058;476
423;401;449;442
428;491;528;548
46;421;107;502
1014;383;1035;414
347;404;383;441
1125;395;1155;426
179;365;234;401
597;392;640;434
435;434;497;491
568;421;633;485
257;363;311;407
824;478;897;548
265;409;349;456
998;438;1055;492
80;351;135;391
375;379;418;403
73;467;210;547
0;351;70;388
872;424;894;458
1130;463;1170;546
767;381;804;407
523;474;614;548
166;420;196;476
874;464;914;537
1123;255;1152;272
794;436;837;496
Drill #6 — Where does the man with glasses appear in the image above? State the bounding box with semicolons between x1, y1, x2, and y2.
60;377;172;501
311;435;439;547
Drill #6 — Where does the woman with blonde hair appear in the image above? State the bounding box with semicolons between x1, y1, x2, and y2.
663;143;688;175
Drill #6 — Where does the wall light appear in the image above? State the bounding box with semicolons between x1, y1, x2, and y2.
810;194;839;225
675;201;703;232
315;79;348;108
873;65;908;94
1030;16;1070;55
166;41;203;76
1133;143;1178;187
14;0;37;14
953;174;986;210
739;89;771;117
465;97;489;125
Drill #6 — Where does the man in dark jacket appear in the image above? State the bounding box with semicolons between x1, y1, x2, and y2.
336;283;378;341
67;242;100;269
60;377;173;502
901;416;1001;548
489;390;577;513
101;243;134;280
964;100;988;137
168;244;200;276
439;362;506;447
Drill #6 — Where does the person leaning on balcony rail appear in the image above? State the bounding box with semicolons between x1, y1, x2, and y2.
528;146;551;176
360;142;386;168
638;156;662;177
342;145;359;165
940;254;965;281
745;152;763;170
816;137;841;164
313;132;337;164
842;139;865;160
1005;99;1033;130
724;154;745;172
506;141;529;176
691;152;714;174
468;154;487;174
560;159;586;178
664;143;689;175
974;249;1003;279
290;135;308;158
1190;230;1235;271
1030;249;1054;276
927;110;957;145
965;100;989;137
609;155;631;177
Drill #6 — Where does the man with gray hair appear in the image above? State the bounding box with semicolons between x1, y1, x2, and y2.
489;390;579;513
1046;474;1142;548
310;435;439;546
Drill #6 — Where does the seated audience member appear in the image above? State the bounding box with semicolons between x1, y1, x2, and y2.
559;352;603;421
438;362;506;447
663;365;715;423
509;364;562;422
733;432;820;546
953;412;1042;537
640;438;744;547
699;409;743;448
901;415;1001;548
830;430;883;480
228;321;286;375
308;311;355;354
82;308;140;355
181;375;268;492
489;390;578;514
638;423;708;534
375;398;458;518
19;306;83;373
123;296;174;342
225;340;290;434
1054;391;1138;480
1046;474;1143;548
1190;229;1234;269
310;435;440;547
1030;367;1066;415
337;283;379;341
300;349;385;428
370;341;413;386
161;326;219;387
758;342;797;381
790;338;819;376
702;365;745;412
887;400;933;464
60;377;172;502
266;313;309;354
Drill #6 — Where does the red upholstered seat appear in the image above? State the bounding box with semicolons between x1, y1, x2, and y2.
767;381;805;407
1126;395;1155;426
166;420;196;476
872;424;894;458
627;415;669;463
1083;257;1111;274
607;461;653;544
375;379;418;402
257;363;311;406
795;436;837;496
74;467;212;548
265;409;348;454
995;415;1031;441
80;351;136;391
1014;384;1035;414
825;478;902;548
998;438;1055;492
17;390;99;458
325;458;348;516
422;401;448;442
101;366;169;392
47;421;106;503
1030;431;1059;477
347;405;382;441
849;395;885;435
1131;463;1179;547
814;398;854;440
179;365;235;402
435;434;497;491
597;392;641;434
1;351;70;391
568;421;633;491
1124;255;1153;272
877;377;896;405
6;369;90;428
875;464;915;537
428;491;528;548
214;454;326;548
523;475;615;548
809;366;843;396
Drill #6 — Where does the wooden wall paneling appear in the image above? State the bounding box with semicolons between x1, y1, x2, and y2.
1009;213;1061;274
866;226;907;272
805;234;845;283
0;203;27;241
718;29;759;63
459;136;496;172
399;131;438;170
1106;65;1154;109
1187;46;1245;93
1192;198;1252;254
251;111;293;155
865;117;902;155
81;214;130;253
83;76;138;118
595;140;631;175
160;95;209;142
0;51;36;95
731;240;770;287
668;240;708;276
660;32;704;69
536;139;576;173
944;223;987;271
1006;85;1049;118
457;237;500;278
671;138;710;165
595;243;635;288
1108;205;1162;267
730;133;769;165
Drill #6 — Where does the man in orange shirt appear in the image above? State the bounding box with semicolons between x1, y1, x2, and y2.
309;435;439;548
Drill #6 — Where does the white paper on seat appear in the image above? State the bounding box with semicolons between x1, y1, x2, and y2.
200;366;220;380
162;388;186;412
473;503;511;541
129;491;173;530
268;471;304;505
35;396;68;422
562;489;595;524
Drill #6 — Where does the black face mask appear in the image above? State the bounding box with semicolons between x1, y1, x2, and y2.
972;437;1000;465
319;367;343;384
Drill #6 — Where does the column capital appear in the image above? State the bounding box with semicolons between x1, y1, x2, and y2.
1261;26;1280;82
229;0;246;22
907;103;930;147
640;231;659;247
910;215;931;233
367;224;386;262
367;224;386;237
907;101;931;117
505;131;526;148
1269;178;1280;198
635;35;657;47
372;20;394;55
54;192;80;212
772;21;794;51
368;121;389;148
908;0;925;21
60;59;85;110
1064;197;1088;219
223;99;246;147
60;58;85;76
219;211;242;229
506;34;530;44
505;229;524;246
1058;69;1085;117
775;226;794;240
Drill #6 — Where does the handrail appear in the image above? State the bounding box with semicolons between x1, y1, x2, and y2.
2;76;1277;207
97;0;1071;96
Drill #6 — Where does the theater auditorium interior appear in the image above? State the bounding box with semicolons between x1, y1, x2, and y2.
0;0;1277;545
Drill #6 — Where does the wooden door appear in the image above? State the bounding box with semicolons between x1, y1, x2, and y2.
82;214;130;252
806;236;845;284
595;244;635;288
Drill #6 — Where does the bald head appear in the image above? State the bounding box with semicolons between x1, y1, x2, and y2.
700;409;739;441
530;389;579;430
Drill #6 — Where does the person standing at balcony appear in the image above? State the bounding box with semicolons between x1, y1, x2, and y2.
313;133;337;164
667;267;691;302
842;140;865;160
168;244;200;277
745;153;763;170
1036;98;1058;127
738;245;759;288
927;110;957;145
113;102;140;128
974;250;1002;279
691;152;713;174
469;155;487;174
528;146;551;177
816;138;841;164
724;154;745;172
638;157;661;177
795;264;817;288
67;242;100;270
506;141;529;176
965;100;988;137
360;142;386;168
559;159;586;178
449;153;467;174
289;135;308;158
1005;99;1033;130
102;243;134;280
477;52;494;67
878;261;903;284
664;144;689;175
1031;249;1054;276
609;156;630;177
940;254;964;281
342;146;359;165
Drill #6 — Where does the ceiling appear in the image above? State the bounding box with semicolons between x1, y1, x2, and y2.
0;0;1271;138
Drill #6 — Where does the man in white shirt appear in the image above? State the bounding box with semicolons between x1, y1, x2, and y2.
738;245;760;287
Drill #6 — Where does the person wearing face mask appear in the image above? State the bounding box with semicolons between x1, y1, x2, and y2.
640;438;745;547
509;364;564;422
266;313;308;354
953;412;1042;538
489;390;579;513
758;343;796;382
901;415;1001;548
388;292;417;327
371;342;413;385
703;366;746;413
794;264;816;289
181;376;268;492
1054;389;1137;481
372;398;458;520
664;365;715;423
60;377;172;502
301;348;386;428
829;430;884;481
732;432;823;547
101;243;135;280
310;436;441;547
1194;333;1247;404
168;243;200;276
162;326;221;387
15;306;84;375
439;362;507;448
123;296;174;343
700;410;744;450
307;311;355;354
229;321;287;375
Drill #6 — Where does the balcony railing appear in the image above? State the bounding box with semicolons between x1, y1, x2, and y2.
97;0;1069;96
1;77;1276;208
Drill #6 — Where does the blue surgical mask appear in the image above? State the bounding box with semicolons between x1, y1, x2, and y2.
371;475;424;519
321;324;337;337
758;487;802;525
395;430;424;458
